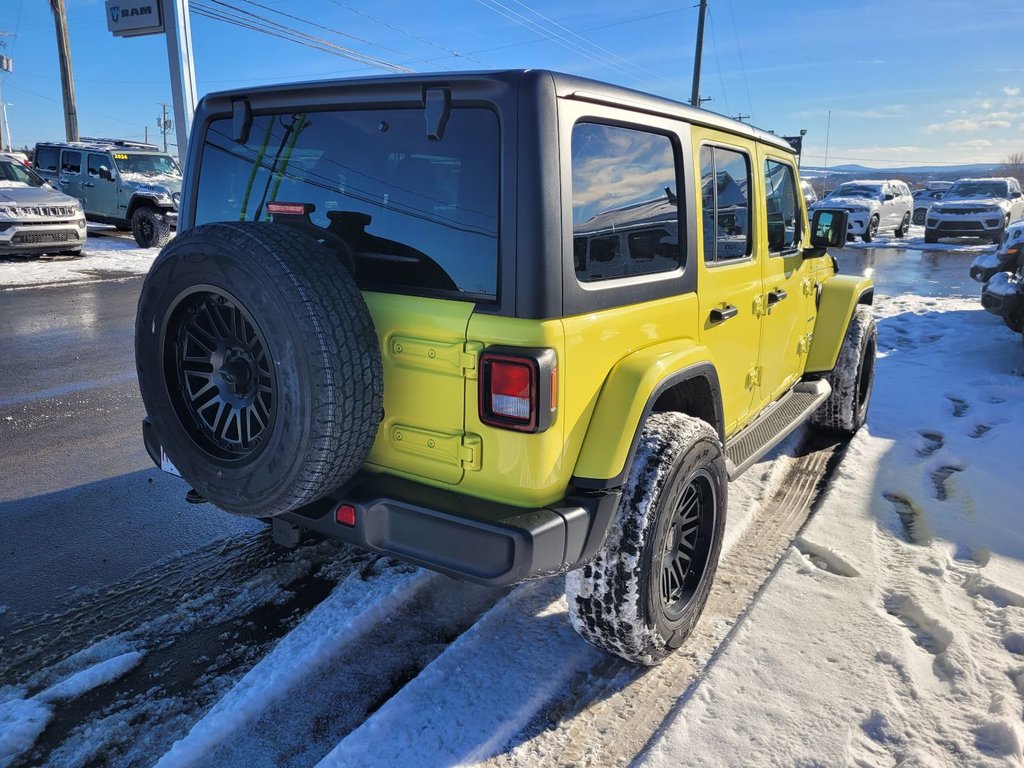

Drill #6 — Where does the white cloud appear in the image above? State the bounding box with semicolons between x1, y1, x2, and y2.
926;115;1013;133
1004;86;1021;96
949;139;992;149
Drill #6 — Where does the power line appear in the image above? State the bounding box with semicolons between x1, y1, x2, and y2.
503;0;679;89
471;0;652;87
331;1;493;68
460;6;690;56
230;0;443;70
190;0;413;73
725;0;753;122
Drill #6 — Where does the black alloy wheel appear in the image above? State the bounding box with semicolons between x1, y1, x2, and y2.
660;470;717;621
165;288;275;461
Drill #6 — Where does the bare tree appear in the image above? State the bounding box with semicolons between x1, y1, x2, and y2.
1001;151;1024;186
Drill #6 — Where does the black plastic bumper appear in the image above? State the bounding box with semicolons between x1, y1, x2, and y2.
143;417;620;587
981;281;1023;320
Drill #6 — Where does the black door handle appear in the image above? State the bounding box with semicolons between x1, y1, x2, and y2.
767;289;788;305
709;304;738;323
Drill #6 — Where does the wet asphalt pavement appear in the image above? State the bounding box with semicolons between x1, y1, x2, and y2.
0;241;986;621
0;275;259;616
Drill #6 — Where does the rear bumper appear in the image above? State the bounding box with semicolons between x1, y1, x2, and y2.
142;417;620;587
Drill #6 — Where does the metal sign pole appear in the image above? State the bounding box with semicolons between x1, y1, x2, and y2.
162;0;197;166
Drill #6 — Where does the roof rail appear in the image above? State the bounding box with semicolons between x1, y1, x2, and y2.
79;137;162;150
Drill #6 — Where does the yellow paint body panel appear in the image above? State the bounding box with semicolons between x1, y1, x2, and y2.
805;274;873;372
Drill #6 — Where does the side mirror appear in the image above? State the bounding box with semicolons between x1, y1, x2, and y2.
884;193;894;201
1011;190;1022;199
804;208;849;257
99;165;114;181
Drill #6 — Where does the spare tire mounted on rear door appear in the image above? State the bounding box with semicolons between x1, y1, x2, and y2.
135;222;383;518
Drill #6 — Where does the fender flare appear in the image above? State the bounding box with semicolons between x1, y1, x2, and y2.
806;275;874;374
572;341;723;491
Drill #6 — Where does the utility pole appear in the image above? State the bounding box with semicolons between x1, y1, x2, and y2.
689;0;708;108
732;113;750;123
157;102;173;152
49;0;79;141
1;31;15;152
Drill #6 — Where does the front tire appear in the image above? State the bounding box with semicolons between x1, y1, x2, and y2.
862;215;879;242
132;206;172;249
810;305;877;436
566;413;727;665
924;231;939;244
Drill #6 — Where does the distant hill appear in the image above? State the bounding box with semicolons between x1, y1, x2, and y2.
802;162;1002;177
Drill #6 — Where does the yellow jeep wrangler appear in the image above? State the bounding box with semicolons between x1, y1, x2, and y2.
136;70;874;665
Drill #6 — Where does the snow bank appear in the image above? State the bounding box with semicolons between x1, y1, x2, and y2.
154;566;431;768
0;232;161;290
642;293;1024;766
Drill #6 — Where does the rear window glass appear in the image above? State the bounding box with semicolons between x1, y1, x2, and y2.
35;146;58;173
195;108;500;299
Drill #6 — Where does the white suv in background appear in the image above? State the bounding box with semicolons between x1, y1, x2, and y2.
924;177;1024;244
810;179;913;242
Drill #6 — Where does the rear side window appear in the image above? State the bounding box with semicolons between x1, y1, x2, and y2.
764;159;801;254
61;151;81;175
700;145;752;263
571;122;682;283
35;146;58;173
195;108;500;300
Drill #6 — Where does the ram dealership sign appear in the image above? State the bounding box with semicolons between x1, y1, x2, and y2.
105;0;165;37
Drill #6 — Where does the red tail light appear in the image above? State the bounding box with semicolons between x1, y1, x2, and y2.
479;348;557;433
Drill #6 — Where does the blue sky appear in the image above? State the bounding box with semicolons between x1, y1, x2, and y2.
1;0;1022;167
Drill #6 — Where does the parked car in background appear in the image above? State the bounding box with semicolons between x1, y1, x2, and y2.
912;187;948;225
809;179;913;242
0;156;87;257
800;179;818;207
0;151;31;167
924;177;1024;244
33;138;181;248
971;217;1024;283
980;223;1024;334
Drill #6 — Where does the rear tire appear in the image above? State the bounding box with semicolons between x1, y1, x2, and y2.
136;222;383;518
566;412;727;665
913;208;926;225
810;305;877;437
132;206;172;249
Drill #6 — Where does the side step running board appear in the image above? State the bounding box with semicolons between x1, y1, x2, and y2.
724;379;831;480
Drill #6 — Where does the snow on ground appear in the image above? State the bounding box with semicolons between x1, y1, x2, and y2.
643;294;1024;767
0;639;145;767
845;225;996;254
0;230;160;290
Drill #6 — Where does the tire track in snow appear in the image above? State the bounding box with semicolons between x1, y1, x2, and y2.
312;435;840;768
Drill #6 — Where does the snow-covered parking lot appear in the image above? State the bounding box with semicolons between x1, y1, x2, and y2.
1;243;1022;767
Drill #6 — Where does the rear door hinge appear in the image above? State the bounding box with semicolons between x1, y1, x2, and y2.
461;341;483;379
459;433;482;471
752;295;767;317
801;277;815;296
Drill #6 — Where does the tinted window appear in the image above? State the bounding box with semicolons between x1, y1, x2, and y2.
88;154;108;178
764;159;801;254
36;146;58;173
571;122;682;282
61;151;81;175
195;108;500;299
701;145;752;262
